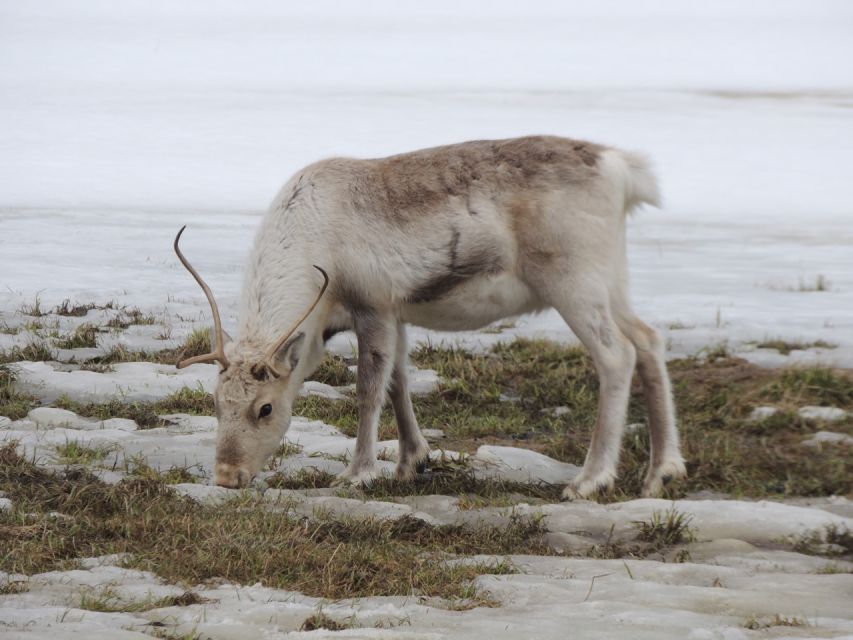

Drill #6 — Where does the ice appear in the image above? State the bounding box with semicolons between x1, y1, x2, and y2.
13;361;217;404
470;445;581;485
802;431;853;448
747;406;778;422
798;406;849;422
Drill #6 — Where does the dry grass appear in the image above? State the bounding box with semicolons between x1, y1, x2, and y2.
296;340;852;499
0;444;533;603
54;324;100;349
89;327;211;366
634;507;695;547
55;441;119;465
78;585;210;613
0;340;56;364
0;364;38;420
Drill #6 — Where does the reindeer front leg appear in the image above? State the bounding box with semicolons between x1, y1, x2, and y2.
335;309;396;485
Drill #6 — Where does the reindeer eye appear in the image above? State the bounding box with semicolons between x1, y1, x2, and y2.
258;404;273;419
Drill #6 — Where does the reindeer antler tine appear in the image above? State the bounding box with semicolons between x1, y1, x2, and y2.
266;265;330;378
173;226;230;369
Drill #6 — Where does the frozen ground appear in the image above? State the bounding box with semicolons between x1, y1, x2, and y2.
1;399;853;639
1;1;852;638
1;1;852;366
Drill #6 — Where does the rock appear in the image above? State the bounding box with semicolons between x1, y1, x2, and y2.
421;428;445;439
0;497;11;512
470;445;580;485
0;416;11;428
802;431;853;448
747;406;778;421
798;406;847;422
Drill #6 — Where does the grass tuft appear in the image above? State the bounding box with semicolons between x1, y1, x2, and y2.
19;297;46;317
309;354;355;387
300;610;356;631
54;324;100;349
79;585;210;613
744;613;808;630
0;341;56;364
53;300;97;317
634;507;695;548
0;364;39;420
756;339;836;355
55;441;118;465
55;385;213;428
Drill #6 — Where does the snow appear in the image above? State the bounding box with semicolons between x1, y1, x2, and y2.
798;406;849;422
1;2;852;638
1;2;853;361
470;445;580;485
802;431;853;448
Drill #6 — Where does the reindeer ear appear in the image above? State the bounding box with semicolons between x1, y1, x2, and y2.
271;331;305;375
210;327;233;352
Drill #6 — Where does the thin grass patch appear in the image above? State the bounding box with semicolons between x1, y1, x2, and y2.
788;524;852;558
54;324;100;349
124;454;202;484
756;339;836;355
634;507;695;547
362;468;564;504
0;323;19;336
744;614;808;630
19;297;46;317
78;585;211;613
89;328;211;366
0;341;56;363
55;385;214;428
55;441;119;465
310;354;354;387
54;395;161;428
53;300;98;317
105;307;157;329
266;469;338;490
300;610;357;631
0;364;39;420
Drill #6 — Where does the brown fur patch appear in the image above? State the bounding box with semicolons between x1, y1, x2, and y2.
348;136;602;218
216;434;243;465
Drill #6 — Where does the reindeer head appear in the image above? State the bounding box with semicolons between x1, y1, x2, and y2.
173;226;328;488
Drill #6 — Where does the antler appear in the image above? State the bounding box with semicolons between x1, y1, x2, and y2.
173;225;230;370
266;265;330;378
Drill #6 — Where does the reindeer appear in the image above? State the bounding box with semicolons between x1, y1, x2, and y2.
173;136;686;499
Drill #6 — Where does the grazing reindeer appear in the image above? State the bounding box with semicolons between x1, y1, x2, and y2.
174;136;686;499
